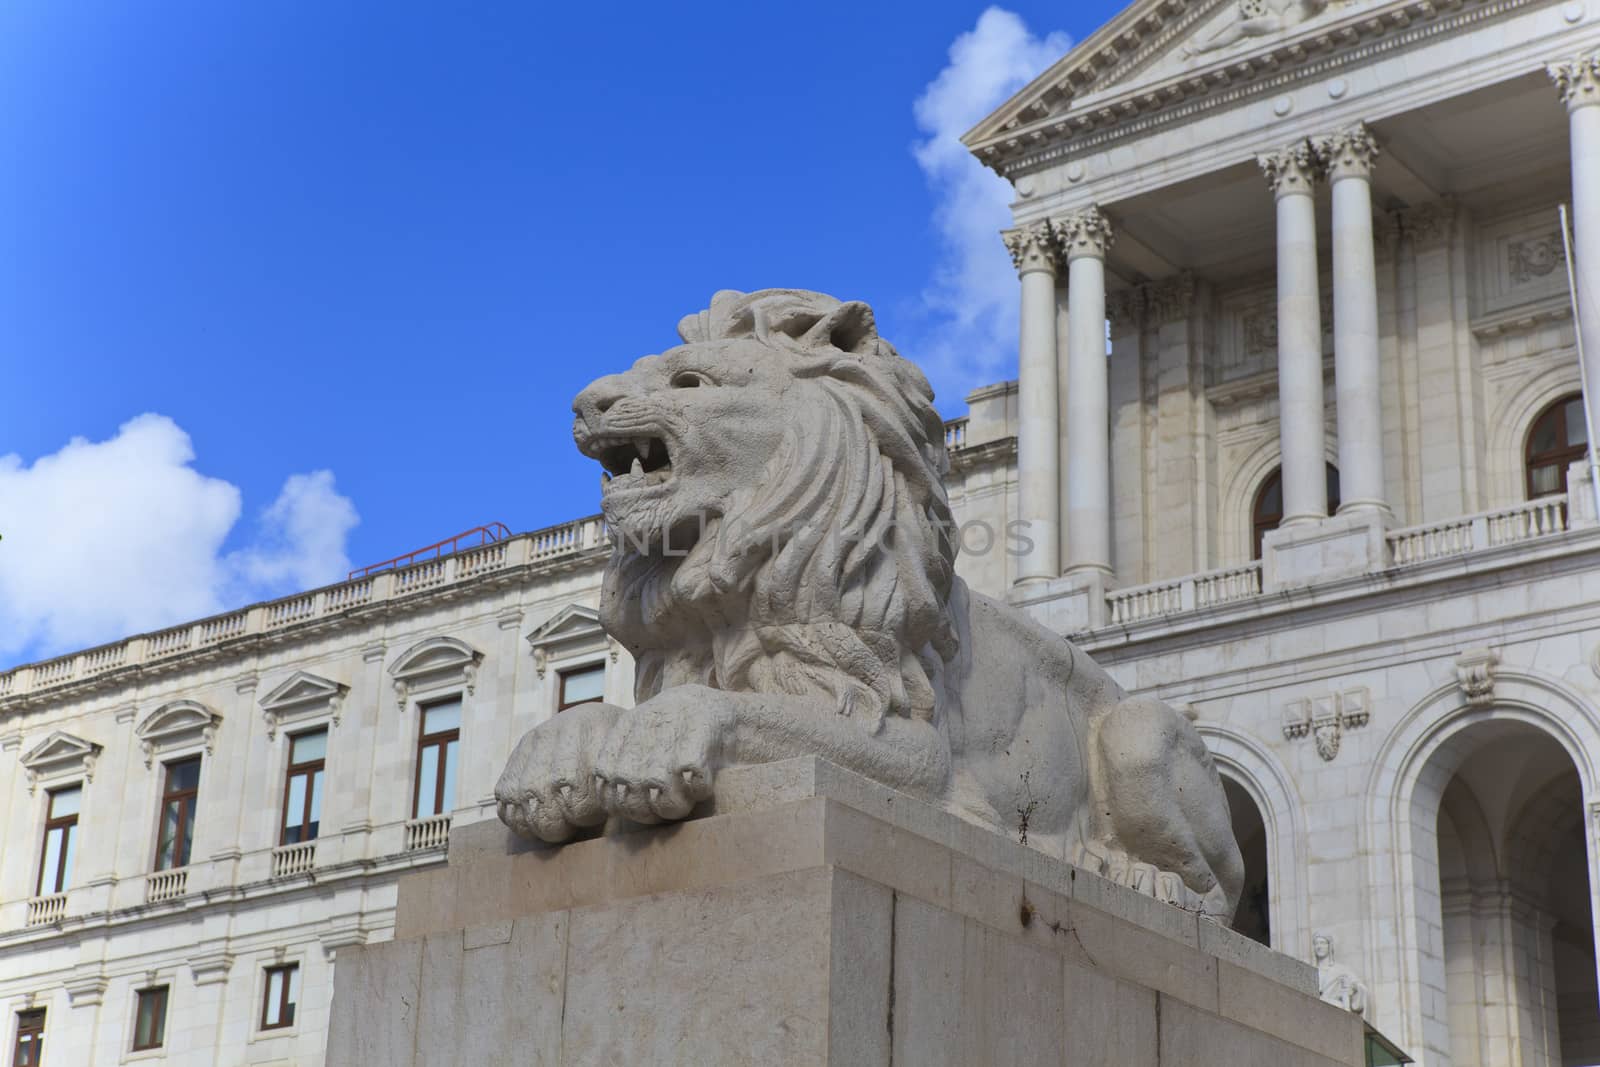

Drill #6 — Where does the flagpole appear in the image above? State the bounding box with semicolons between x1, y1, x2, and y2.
1560;203;1600;518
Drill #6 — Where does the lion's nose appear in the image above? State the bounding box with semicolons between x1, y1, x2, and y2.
573;375;629;427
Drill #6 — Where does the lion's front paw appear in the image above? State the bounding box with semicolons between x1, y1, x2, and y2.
593;688;735;825
495;701;623;843
1073;841;1211;915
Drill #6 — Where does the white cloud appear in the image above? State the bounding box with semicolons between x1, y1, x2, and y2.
910;7;1071;407
0;414;358;663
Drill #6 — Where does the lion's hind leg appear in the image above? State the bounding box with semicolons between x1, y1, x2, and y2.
1084;695;1245;921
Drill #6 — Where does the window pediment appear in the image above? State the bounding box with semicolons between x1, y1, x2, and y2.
525;605;614;677
259;671;348;739
136;700;221;767
20;730;103;793
388;636;482;709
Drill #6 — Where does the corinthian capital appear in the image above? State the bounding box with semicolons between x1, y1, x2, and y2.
1257;141;1321;198
1313;123;1380;181
1002;221;1060;277
1550;53;1600;112
1053;206;1115;262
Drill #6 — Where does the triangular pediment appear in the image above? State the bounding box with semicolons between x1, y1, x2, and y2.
21;731;102;776
525;604;604;650
965;0;1413;168
260;671;348;714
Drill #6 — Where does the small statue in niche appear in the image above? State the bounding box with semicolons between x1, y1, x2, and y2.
1185;0;1331;58
1314;932;1369;1015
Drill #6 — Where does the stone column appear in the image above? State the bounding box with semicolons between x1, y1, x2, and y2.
1316;124;1389;518
1004;222;1062;583
1056;206;1115;577
1259;143;1328;524
1552;54;1600;466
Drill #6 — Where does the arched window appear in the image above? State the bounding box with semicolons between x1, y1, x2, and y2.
1251;463;1341;559
1525;393;1587;499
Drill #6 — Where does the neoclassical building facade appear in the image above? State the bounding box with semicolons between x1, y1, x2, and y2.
958;0;1600;1064
3;1;1599;1065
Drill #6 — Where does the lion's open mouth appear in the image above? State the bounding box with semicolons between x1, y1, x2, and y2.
591;435;673;492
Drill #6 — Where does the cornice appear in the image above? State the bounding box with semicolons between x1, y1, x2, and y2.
0;540;611;715
971;0;1532;178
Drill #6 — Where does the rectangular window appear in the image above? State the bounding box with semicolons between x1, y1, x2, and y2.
37;785;80;896
413;701;460;818
154;757;201;871
280;729;327;845
132;986;168;1051
260;963;300;1031
11;1010;43;1067
558;663;605;711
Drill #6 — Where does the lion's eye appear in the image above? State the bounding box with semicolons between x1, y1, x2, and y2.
671;371;711;389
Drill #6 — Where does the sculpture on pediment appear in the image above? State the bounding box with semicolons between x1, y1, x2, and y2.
493;288;1245;921
1185;0;1330;58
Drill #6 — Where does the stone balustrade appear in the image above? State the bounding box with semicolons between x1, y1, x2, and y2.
1106;495;1576;630
944;418;968;450
271;841;317;879
146;868;188;904
25;893;66;927
404;814;452;853
0;514;610;701
1387;497;1569;565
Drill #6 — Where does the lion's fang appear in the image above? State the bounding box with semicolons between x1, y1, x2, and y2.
633;436;652;460
631;457;644;477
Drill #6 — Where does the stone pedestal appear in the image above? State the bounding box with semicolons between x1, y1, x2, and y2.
328;758;1364;1066
1261;512;1393;590
1006;570;1113;633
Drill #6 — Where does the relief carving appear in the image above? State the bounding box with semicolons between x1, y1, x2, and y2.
1185;0;1330;59
1508;235;1566;285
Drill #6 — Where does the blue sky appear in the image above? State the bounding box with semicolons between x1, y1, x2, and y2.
0;0;1124;664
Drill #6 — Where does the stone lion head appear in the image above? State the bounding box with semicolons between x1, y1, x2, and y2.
572;288;959;726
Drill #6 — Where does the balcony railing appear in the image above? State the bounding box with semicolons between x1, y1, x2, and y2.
271;841;317;878
0;515;610;699
1105;497;1577;630
146;868;188;903
1108;562;1264;626
1388;497;1568;564
26;893;66;927
944;418;969;450
405;814;452;852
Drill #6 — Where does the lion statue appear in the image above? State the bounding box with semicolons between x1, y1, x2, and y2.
495;288;1244;919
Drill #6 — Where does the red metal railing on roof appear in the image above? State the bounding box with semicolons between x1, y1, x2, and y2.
347;523;513;580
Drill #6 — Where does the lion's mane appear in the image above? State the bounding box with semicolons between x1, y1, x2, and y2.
603;289;960;727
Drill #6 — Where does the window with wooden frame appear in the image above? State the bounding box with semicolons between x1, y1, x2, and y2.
412;700;460;819
557;663;605;711
1526;393;1587;499
37;784;80;896
1251;463;1341;560
154;756;201;871
11;1010;44;1067
280;729;327;845
131;986;168;1052
260;963;299;1031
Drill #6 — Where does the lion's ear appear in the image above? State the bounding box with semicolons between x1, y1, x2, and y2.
802;301;877;354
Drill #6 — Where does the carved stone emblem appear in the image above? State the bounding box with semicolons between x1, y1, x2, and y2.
1284;688;1369;761
1508;235;1566;285
1185;0;1330;59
